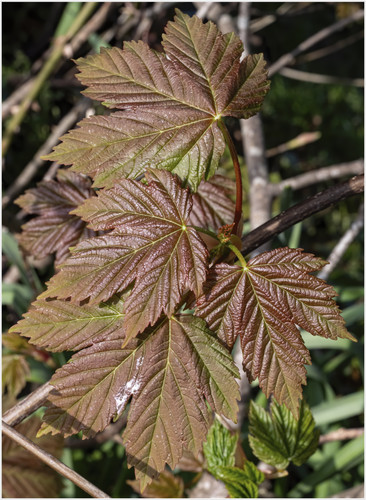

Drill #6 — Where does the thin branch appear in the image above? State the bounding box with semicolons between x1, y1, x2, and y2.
2;2;98;156
241;174;364;256
266;131;321;158
2;421;110;498
268;9;364;77
296;30;364;64
2;98;90;209
218;120;243;236
2;382;53;426
279;67;364;87
319;427;364;444
318;203;364;281
271;160;364;196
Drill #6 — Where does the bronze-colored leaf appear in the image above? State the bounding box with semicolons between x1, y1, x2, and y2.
196;247;354;416
128;470;184;498
41;170;208;342
9;295;126;352
43;10;269;190
2;416;64;498
190;175;236;231
15;170;96;266
2;354;30;397
39;315;239;490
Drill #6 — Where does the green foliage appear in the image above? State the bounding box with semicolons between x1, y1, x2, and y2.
204;419;264;498
249;399;320;470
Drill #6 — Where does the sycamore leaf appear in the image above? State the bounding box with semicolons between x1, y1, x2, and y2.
39;315;239;490
2;354;30;397
15;170;96;266
249;399;320;470
196;247;354;416
44;10;269;190
2;416;64;498
41;170;208;342
9;295;125;352
190;175;236;231
203;418;237;470
210;463;264;499
128;470;184;498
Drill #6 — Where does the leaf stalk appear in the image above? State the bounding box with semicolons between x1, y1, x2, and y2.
218;119;243;237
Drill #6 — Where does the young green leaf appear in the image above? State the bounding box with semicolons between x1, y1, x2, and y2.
196;247;355;416
9;295;126;352
41;170;208;342
210;464;264;499
15;170;96;266
43;9;269;190
203;418;237;470
249;398;320;470
39;315;239;491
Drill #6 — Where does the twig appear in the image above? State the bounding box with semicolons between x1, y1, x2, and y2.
279;67;364;87
271;159;364;196
2;79;34;119
2;98;90;209
2;382;53;427
241;174;364;256
296;30;364;64
65;2;113;57
2;2;98;156
318;203;364;281
2;421;110;498
319;427;364;444
268;9;364;76
266;131;321;158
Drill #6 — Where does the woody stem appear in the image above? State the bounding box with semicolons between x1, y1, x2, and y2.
218;119;243;236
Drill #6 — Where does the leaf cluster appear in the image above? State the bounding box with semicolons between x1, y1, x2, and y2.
9;8;354;490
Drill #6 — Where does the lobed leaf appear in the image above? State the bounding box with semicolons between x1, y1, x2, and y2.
41;170;208;342
128;470;185;498
196;247;354;416
203;418;237;470
2;354;30;397
44;10;269;190
249;399;320;470
2;416;64;498
9;295;126;352
39;315;239;490
15;170;96;266
190;175;236;231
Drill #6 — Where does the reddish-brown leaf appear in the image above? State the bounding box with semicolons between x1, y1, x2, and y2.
40;170;208;342
15;170;96;266
2;416;63;498
196;247;354;416
189;175;236;231
38;315;239;490
43;10;269;190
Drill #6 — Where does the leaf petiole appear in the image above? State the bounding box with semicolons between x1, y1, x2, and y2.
191;226;219;240
217;119;243;237
228;243;247;268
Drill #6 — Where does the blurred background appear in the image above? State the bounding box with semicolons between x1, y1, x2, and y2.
2;2;364;498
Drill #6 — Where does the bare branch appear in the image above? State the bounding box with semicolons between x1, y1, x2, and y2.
296;30;364;64
2;421;110;498
3;382;53;427
2;99;90;209
266;131;321;158
268;9;364;76
318;203;364;281
319;427;364;444
279;67;364;87
271;160;364;196
241;175;364;256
